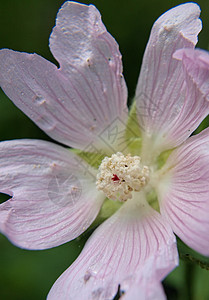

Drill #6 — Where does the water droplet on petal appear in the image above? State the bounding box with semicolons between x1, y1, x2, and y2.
33;95;46;105
84;271;91;283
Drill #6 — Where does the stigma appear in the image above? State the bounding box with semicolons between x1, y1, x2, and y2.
96;152;149;202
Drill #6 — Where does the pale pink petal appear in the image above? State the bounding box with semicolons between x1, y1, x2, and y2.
0;1;128;150
0;139;104;250
157;128;209;256
174;47;209;100
122;258;166;300
135;3;202;152
123;281;165;300
47;194;178;299
162;48;209;147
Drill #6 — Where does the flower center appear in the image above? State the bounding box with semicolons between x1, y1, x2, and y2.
96;152;149;202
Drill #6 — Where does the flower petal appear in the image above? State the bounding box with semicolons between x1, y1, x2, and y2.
135;3;202;153
47;193;178;299
174;47;209;100
122;258;166;300
123;282;166;300
163;48;209;148
157;128;209;256
0;139;104;250
0;1;128;150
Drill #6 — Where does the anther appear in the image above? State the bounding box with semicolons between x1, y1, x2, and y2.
96;152;149;202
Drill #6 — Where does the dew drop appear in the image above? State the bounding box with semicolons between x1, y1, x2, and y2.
88;265;98;276
84;271;91;283
61;27;68;34
33;95;46;105
102;87;107;94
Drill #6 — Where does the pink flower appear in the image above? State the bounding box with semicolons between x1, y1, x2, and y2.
0;1;209;299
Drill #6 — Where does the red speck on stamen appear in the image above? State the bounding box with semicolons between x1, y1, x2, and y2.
112;174;120;181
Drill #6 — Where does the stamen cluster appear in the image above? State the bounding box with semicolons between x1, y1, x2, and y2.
96;152;149;202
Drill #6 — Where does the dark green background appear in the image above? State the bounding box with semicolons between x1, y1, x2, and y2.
0;0;209;299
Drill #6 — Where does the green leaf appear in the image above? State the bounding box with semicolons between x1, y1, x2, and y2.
156;148;174;169
70;148;106;169
177;238;209;270
124;100;142;155
80;198;123;237
193;115;209;135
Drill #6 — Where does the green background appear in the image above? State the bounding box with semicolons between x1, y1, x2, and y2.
1;0;209;299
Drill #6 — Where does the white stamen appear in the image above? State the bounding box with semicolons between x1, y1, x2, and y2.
96;152;149;202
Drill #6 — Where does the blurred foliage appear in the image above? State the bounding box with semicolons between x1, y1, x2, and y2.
177;238;209;271
164;239;209;300
1;0;209;299
164;258;209;300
